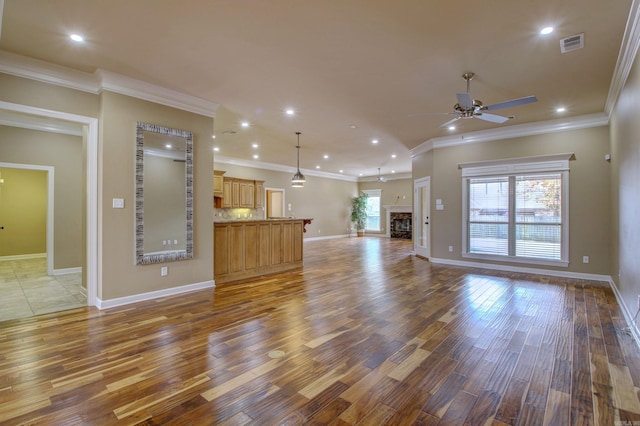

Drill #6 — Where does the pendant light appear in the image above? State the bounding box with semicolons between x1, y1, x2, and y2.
291;131;306;187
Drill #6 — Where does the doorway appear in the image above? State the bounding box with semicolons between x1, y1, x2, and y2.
266;188;285;218
0;100;99;308
414;177;431;258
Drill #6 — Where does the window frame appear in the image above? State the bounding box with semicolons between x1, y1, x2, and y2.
362;189;382;233
459;153;572;267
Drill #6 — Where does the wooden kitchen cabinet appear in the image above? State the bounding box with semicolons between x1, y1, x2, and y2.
239;180;254;208
214;219;306;284
213;170;225;197
221;179;232;208
254;180;264;209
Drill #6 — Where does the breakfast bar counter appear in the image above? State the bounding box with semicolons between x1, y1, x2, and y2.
214;218;312;284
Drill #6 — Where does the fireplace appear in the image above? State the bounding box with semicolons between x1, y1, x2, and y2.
390;212;412;239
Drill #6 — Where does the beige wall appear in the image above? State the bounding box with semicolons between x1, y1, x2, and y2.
0;73;99;117
214;163;358;237
0;126;83;268
610;47;640;325
413;126;611;274
100;91;214;300
358;178;413;235
0;168;47;256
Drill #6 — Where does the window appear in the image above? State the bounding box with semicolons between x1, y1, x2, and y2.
363;189;381;232
460;154;572;267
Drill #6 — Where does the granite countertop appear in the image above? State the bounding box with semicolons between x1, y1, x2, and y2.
214;217;313;223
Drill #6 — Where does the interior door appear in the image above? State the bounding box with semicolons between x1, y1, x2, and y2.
414;177;430;258
266;189;284;218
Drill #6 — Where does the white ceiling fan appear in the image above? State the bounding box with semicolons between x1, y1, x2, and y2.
416;72;537;128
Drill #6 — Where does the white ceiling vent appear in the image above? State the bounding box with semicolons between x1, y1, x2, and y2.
560;33;584;53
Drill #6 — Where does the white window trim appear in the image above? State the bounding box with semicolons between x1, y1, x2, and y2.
459;153;572;268
363;189;382;232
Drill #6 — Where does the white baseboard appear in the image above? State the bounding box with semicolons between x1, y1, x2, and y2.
608;278;640;347
429;257;612;282
96;280;215;310
305;233;351;241
0;253;46;261
53;267;82;276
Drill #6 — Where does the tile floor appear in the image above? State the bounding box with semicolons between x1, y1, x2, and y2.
0;257;86;322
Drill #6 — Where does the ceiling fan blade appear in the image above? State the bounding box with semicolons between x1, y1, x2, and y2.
484;95;537;111
456;93;474;109
440;116;461;128
408;111;458;117
476;113;510;124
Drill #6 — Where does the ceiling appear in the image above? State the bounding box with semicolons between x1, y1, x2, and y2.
0;1;633;180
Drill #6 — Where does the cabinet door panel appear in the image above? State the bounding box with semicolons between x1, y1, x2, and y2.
214;225;229;275
259;224;271;267
229;225;244;272
282;222;293;263
293;222;303;261
244;224;258;270
271;223;282;265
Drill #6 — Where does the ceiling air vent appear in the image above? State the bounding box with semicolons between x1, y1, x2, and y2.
560;33;584;53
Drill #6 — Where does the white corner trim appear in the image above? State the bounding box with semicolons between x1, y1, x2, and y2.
95;280;215;310
429;257;612;282
608;277;640;347
96;70;218;117
0;51;219;117
214;155;358;182
0;253;46;261
410;113;609;157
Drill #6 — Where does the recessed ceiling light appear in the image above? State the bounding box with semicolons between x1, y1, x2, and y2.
212;135;216;139
323;154;329;159
285;108;295;116
241;121;249;128
372;139;378;144
391;154;397;158
359;173;363;176
316;165;320;169
213;147;220;152
165;144;172;149
253;154;259;159
252;143;259;148
339;170;344;173
540;26;554;35
391;170;396;174
448;125;456;131
349;124;358;129
556;107;566;113
69;33;84;42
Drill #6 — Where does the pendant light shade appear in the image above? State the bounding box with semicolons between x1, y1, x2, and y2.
292;131;306;187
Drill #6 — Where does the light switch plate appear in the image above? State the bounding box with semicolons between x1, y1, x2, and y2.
112;198;125;208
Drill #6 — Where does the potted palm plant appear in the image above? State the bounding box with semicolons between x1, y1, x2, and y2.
350;193;369;237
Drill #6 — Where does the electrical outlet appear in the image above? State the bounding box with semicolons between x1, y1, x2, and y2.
448;246;453;252
582;256;589;264
161;266;168;276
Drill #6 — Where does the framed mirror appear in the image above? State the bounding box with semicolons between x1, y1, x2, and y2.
135;122;193;264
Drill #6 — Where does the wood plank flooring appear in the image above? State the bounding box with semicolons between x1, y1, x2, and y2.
1;237;639;425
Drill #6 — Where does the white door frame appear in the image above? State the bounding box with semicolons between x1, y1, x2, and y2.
0;101;99;307
0;162;55;274
414;176;431;258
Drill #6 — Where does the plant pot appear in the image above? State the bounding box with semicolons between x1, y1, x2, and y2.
356;230;365;237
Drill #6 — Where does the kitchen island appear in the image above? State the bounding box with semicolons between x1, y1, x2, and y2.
214;218;312;284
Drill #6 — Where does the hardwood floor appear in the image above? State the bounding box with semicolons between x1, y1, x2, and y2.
1;237;639;425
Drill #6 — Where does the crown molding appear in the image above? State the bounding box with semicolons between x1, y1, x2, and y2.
214;154;358;182
0;50;219;117
410;112;609;157
0;50;98;93
605;0;640;117
96;70;218;118
358;172;412;182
